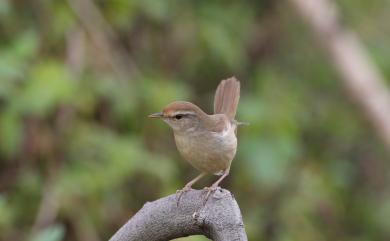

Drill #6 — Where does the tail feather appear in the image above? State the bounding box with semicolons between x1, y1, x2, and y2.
214;77;240;120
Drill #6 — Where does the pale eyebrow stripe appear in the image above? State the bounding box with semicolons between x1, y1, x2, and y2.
171;111;195;116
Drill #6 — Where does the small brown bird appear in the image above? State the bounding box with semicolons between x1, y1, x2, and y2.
149;77;241;201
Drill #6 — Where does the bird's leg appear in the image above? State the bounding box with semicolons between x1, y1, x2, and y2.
203;167;230;204
176;172;206;206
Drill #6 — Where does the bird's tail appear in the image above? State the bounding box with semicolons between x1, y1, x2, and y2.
213;77;240;120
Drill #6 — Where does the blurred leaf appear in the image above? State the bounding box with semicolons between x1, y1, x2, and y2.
13;61;76;117
242;136;299;189
172;235;209;241
0;111;23;157
0;30;38;96
30;224;65;241
93;75;137;121
105;0;137;28
138;0;174;21
51;2;76;40
0;0;11;17
140;76;191;112
59;123;176;199
0;195;12;231
198;4;251;69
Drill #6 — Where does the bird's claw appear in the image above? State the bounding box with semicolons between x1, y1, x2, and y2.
202;185;219;205
175;186;191;206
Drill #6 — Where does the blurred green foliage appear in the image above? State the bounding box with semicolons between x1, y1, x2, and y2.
0;0;390;240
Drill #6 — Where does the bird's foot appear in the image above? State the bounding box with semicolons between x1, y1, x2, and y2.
202;185;220;205
175;185;192;206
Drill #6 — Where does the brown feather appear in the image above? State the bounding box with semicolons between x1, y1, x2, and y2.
162;101;207;117
213;77;240;120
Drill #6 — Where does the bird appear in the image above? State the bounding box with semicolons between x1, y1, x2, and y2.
149;77;241;203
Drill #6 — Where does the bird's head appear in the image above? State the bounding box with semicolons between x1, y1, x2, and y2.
148;101;206;133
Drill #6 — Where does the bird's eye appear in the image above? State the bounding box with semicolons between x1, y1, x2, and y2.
174;114;183;120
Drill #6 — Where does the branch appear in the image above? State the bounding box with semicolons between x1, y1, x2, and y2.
289;0;390;150
67;0;141;79
109;188;247;241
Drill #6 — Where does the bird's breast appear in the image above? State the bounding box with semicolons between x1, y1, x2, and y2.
173;125;237;174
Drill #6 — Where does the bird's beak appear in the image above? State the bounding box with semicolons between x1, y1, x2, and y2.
148;112;164;118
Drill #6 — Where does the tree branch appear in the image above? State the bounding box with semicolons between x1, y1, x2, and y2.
109;188;247;241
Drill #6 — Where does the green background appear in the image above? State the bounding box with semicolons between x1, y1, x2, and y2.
0;0;389;240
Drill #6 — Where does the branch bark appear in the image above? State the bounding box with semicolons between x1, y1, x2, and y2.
109;188;247;241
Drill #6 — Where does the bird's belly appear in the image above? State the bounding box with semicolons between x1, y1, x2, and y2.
174;131;237;174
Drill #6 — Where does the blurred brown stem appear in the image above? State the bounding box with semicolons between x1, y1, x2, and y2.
109;189;247;241
290;0;390;150
67;0;141;79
